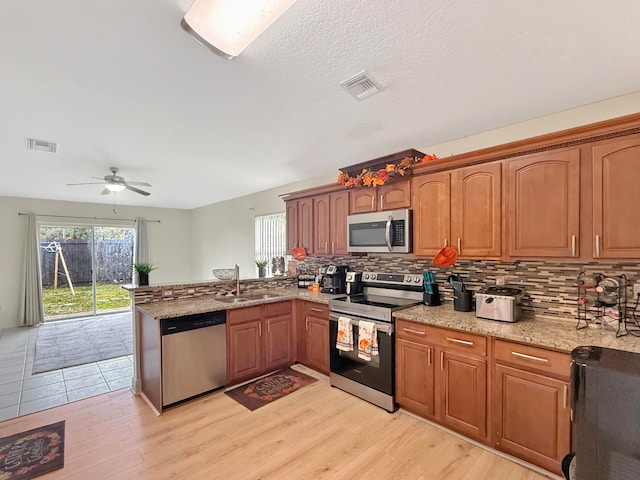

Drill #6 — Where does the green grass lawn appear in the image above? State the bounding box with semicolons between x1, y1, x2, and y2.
42;284;130;317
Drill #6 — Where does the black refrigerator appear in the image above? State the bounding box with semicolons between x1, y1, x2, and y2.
567;346;640;480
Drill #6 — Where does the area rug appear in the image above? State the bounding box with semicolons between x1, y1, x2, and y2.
0;421;65;480
33;314;132;374
225;367;318;411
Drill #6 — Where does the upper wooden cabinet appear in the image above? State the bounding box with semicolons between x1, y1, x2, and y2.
350;180;411;214
313;191;350;255
412;163;501;258
506;149;580;258
286;197;314;254
592;134;640;259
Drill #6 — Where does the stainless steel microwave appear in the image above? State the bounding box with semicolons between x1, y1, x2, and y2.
347;209;412;253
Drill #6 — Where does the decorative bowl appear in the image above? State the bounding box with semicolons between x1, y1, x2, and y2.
212;268;235;280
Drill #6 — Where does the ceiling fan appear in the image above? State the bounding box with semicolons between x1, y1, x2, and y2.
67;167;152;196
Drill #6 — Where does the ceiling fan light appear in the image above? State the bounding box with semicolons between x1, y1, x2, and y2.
106;183;126;192
181;0;297;60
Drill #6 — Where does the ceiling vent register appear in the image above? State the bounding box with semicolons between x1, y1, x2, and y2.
340;71;382;101
25;137;58;154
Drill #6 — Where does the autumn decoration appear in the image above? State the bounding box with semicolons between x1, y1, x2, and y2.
337;153;438;188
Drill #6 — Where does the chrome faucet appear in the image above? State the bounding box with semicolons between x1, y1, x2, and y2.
234;264;240;295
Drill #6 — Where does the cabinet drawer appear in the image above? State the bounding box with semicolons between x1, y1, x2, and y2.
228;305;262;324
495;340;570;378
265;300;292;317
430;328;487;357
305;302;328;318
396;319;433;344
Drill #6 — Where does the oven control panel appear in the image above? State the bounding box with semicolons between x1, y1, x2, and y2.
362;272;423;286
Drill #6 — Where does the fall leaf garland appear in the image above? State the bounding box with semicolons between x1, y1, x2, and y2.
337;153;438;188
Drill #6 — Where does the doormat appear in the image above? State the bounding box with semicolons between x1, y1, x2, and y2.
33;314;132;374
225;367;317;411
0;421;65;480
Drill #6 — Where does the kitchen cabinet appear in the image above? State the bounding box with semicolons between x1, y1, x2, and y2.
506;149;580;258
350;180;411;214
313;191;349;255
297;301;329;374
227;301;293;385
493;339;571;475
412;162;501;258
396;319;488;442
286;197;314;254
592;134;640;258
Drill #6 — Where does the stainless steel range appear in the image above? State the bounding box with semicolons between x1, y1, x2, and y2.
328;272;424;412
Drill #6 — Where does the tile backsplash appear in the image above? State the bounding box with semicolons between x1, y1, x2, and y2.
299;255;640;320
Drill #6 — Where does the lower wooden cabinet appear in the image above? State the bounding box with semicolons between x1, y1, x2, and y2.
298;301;329;374
493;339;571;475
396;338;435;417
227;301;293;385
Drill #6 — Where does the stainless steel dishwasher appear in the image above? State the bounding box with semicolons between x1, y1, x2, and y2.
161;310;227;407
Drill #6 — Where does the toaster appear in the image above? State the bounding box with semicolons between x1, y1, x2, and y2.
475;285;525;322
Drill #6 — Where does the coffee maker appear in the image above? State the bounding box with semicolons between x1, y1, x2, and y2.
321;265;348;294
345;272;363;295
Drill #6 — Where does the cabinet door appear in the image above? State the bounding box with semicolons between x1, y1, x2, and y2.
227;320;264;384
285;200;299;253
378;180;411;211
350;189;377;214
439;350;487;441
298;197;314;254
494;364;570;475
265;314;292;371
412;172;451;256
507;149;580;257
313;195;331;255
305;315;329;374
329;191;349;255
451;162;502;257
396;338;435;418
592;135;640;258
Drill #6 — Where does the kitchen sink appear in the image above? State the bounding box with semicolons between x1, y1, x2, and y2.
240;293;283;300
217;296;251;304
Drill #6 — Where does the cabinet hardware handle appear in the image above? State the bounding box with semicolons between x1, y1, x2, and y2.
331;241;335;254
563;384;568;408
427;348;432;366
571;235;576;257
267;320;271;335
403;327;426;335
371;197;375;210
305;317;309;330
259;322;262;337
595;234;600;257
440;351;444;370
511;351;549;363
446;337;474;346
380;195;384;210
444;238;448;247
310;307;324;313
457;238;461;254
325;241;328;253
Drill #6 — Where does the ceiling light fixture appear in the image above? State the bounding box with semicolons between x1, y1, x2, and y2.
181;0;297;60
105;183;126;192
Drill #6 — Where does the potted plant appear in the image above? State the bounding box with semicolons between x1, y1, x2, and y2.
255;259;268;278
134;261;156;286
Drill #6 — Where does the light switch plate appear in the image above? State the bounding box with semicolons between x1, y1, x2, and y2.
634;284;640;298
496;276;506;286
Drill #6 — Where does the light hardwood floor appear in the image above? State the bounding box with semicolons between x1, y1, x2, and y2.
0;367;555;480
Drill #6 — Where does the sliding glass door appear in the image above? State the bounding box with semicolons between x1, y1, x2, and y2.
39;224;134;320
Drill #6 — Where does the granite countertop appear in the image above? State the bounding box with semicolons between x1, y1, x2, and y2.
395;304;640;355
136;288;340;319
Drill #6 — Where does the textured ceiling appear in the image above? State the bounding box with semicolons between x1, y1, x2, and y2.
1;0;639;209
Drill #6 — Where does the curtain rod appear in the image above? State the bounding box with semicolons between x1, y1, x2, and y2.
18;212;160;223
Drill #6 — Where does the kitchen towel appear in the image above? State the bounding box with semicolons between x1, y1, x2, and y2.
357;320;378;361
336;316;354;351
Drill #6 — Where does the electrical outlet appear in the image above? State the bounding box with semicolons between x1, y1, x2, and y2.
496;276;505;286
164;290;173;296
187;288;195;294
634;284;640;298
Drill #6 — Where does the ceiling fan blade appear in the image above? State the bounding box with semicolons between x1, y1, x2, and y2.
101;187;111;195
66;182;106;186
126;181;152;187
125;184;150;196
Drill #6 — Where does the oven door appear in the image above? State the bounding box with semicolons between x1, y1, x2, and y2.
329;312;394;396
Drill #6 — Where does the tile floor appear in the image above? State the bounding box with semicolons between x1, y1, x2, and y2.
0;323;133;422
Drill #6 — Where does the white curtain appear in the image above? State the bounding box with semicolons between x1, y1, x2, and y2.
136;217;148;263
19;213;44;326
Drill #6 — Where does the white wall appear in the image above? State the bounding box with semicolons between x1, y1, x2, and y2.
0;196;192;329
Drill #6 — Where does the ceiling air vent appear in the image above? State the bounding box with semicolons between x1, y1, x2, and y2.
25;137;58;154
339;71;381;101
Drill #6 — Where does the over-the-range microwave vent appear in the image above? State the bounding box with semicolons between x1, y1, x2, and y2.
25;137;58;153
339;71;382;101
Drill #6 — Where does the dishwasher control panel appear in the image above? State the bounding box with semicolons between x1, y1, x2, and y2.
161;310;226;335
